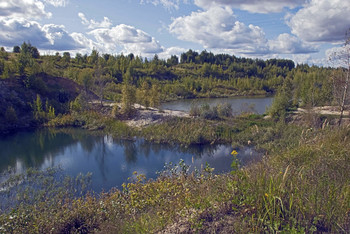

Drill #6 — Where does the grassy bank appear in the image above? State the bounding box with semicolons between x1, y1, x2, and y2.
48;110;279;147
1;123;349;233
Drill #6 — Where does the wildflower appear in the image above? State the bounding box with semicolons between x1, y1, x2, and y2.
265;193;269;198
231;150;238;155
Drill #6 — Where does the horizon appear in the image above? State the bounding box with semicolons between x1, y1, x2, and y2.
0;1;349;66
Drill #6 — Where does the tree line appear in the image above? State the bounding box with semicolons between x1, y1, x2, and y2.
0;41;347;124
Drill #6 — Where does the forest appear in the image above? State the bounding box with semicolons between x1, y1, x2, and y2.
0;42;338;133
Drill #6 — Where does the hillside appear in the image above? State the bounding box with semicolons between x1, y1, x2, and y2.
0;74;97;134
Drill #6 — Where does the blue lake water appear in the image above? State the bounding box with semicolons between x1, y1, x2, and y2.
0;128;261;193
161;96;273;115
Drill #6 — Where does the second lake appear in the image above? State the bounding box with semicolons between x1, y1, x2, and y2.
161;96;273;115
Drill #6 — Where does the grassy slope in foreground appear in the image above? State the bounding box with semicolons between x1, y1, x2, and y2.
0;124;349;233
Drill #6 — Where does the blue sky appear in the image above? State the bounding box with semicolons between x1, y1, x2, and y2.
0;0;349;65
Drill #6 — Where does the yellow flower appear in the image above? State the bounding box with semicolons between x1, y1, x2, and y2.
231;150;238;155
265;193;269;197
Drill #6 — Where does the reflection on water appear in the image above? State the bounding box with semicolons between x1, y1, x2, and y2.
0;128;261;192
161;96;273;115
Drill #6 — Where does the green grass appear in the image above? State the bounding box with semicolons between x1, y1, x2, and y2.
47;111;137;139
0;124;349;233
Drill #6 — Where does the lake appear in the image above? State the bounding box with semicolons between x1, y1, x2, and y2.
161;96;274;115
0;128;261;193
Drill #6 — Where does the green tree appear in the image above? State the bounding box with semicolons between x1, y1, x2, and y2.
62;52;71;63
149;84;160;108
88;49;99;65
13;46;20;53
121;71;136;116
136;81;150;108
167;55;179;66
268;77;294;120
32;94;46;121
79;69;93;92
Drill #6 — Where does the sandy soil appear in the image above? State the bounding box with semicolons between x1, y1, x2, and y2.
90;101;190;128
125;104;189;128
295;106;350;116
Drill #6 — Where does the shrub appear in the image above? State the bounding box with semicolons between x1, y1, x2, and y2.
200;103;218;120
189;105;200;117
217;103;232;118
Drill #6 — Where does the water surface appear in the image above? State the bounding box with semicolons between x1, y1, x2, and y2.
0;129;261;192
161;96;273;115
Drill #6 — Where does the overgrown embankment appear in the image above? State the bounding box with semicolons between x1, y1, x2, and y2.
1;123;349;233
0;74;96;135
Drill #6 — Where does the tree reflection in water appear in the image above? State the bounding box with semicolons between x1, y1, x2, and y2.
0;128;262;192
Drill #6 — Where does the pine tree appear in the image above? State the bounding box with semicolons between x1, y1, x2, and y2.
121;70;136;116
149;84;160;108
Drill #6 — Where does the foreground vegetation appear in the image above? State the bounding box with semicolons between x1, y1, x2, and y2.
0;123;349;233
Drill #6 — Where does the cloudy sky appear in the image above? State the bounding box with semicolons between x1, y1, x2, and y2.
0;0;349;65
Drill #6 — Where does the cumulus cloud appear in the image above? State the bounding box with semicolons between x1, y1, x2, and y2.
140;0;185;10
159;46;186;58
69;32;99;54
194;0;305;13
0;18;49;46
78;13;112;29
89;24;163;55
288;0;350;43
123;37;163;55
0;0;51;19
0;18;84;51
43;0;68;7
41;24;84;50
169;7;318;56
268;33;318;54
326;45;350;67
169;6;268;54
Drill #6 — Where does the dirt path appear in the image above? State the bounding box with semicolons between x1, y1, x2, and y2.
295;106;349;116
90;101;190;128
125;104;189;128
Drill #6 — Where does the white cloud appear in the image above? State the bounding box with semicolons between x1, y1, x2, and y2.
169;6;320;56
288;0;350;43
78;13;112;29
0;0;51;19
140;0;189;10
326;44;350;67
0;18;49;46
69;32;100;54
292;54;311;64
194;0;305;13
268;33;318;54
169;6;268;54
43;0;68;7
41;24;84;50
0;18;84;51
89;24;163;55
123;37;163;55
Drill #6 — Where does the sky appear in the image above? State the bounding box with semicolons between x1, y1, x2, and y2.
0;0;349;66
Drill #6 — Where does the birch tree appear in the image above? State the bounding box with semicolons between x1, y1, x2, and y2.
329;30;350;126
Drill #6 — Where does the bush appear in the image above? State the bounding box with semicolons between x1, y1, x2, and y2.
217;103;232;118
190;103;232;120
111;104;120;118
199;103;218;120
189;105;200;117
